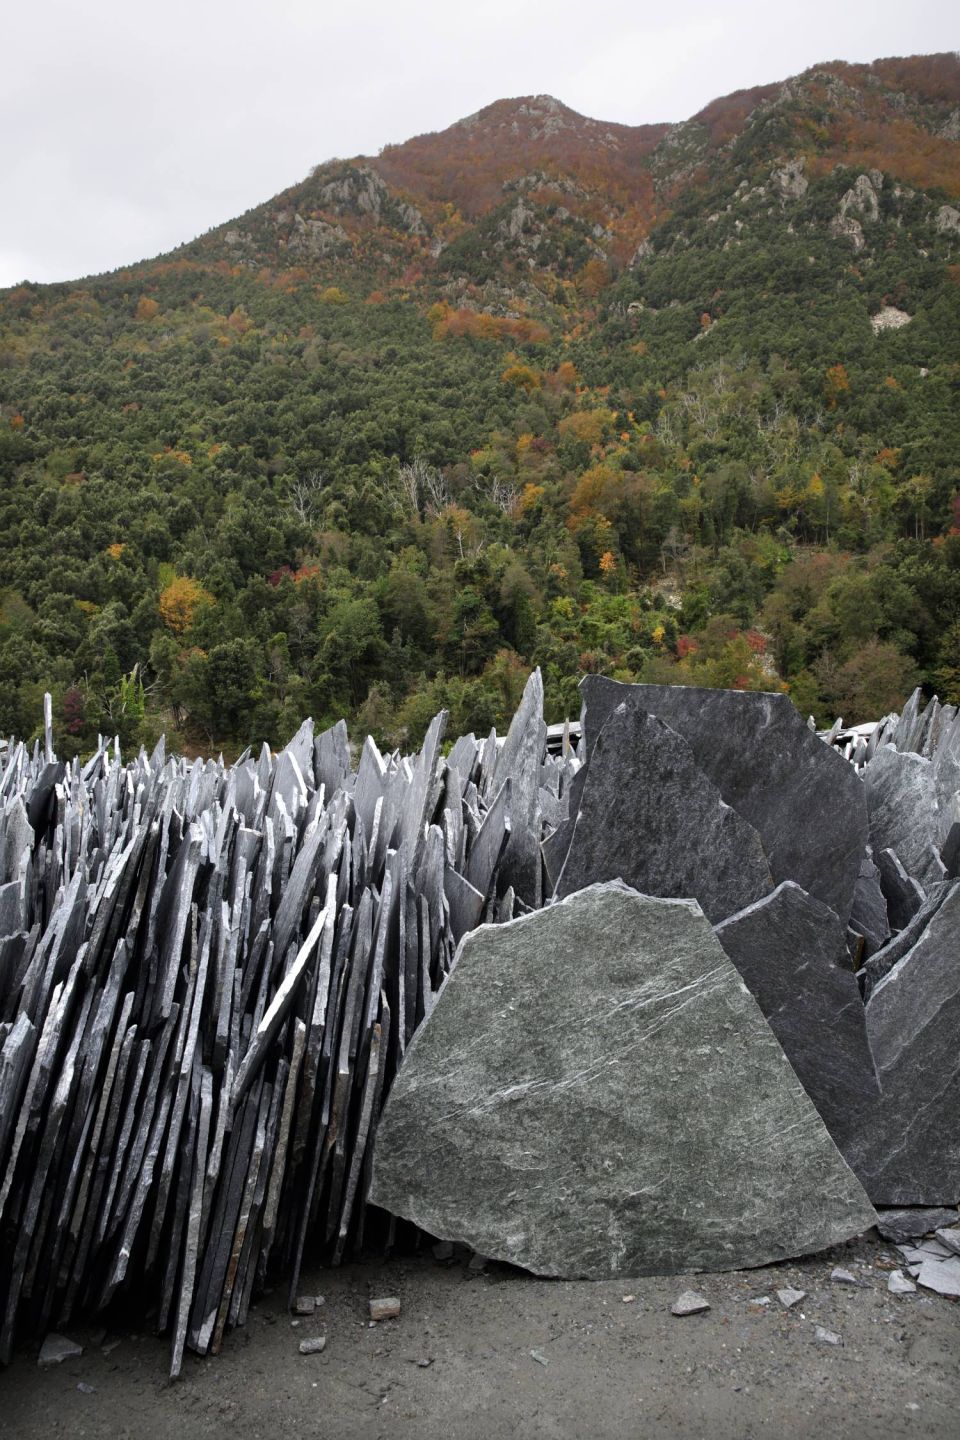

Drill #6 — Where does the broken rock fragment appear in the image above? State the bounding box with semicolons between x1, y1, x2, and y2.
370;883;875;1279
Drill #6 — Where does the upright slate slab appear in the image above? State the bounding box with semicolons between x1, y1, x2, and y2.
579;679;868;927
490;670;546;908
555;705;773;923
370;883;874;1278
863;745;948;888
714;882;880;1168
851;884;960;1205
876;848;925;932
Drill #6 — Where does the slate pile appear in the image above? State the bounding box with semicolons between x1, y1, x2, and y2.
374;678;960;1275
3;675;960;1365
0;672;570;1372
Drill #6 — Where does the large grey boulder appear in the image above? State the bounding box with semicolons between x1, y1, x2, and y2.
578;679;868;927
715;882;880;1168
554;704;773;923
370;883;875;1278
852;884;960;1205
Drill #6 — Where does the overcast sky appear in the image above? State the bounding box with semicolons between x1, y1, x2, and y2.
2;1;956;288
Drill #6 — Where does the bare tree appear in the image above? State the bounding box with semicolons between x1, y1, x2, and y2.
289;470;325;524
396;457;450;517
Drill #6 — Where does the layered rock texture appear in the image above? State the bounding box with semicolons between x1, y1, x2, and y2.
370;883;875;1278
1;679;958;1371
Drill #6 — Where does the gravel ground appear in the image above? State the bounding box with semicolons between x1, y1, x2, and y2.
3;1235;958;1440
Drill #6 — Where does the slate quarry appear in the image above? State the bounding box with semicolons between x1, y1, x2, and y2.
1;677;959;1372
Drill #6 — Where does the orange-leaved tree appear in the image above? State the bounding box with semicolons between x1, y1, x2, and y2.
159;577;214;634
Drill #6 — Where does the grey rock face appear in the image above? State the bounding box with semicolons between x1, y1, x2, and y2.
555;705;773;923
863;746;947;888
370;884;875;1279
579;679;867;927
849;855;889;955
876;849;925;932
715;882;880;1167
852;885;960;1204
875;1207;959;1242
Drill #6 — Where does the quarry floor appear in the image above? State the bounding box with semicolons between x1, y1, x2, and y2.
2;1234;958;1440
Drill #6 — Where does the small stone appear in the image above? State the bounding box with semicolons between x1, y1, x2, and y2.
888;1270;917;1295
916;1256;960;1298
431;1241;454;1262
934;1227;960;1256
530;1349;550;1366
777;1287;806;1309
38;1334;84;1367
294;1295;316;1315
622;1295;636;1304
77;1382;95;1394
830;1266;858;1285
672;1291;710;1316
468;1252;488;1272
417;1357;433;1368
298;1336;327;1355
749;1296;771;1307
814;1326;843;1346
369;1297;401;1322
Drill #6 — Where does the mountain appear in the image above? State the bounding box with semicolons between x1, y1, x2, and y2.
1;55;959;756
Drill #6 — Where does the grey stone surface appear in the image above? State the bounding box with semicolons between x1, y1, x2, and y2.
556;705;773;923
714;882;879;1167
934;1226;960;1255
875;1207;959;1242
777;1287;805;1308
887;1269;917;1294
299;1335;327;1354
672;1291;710;1316
876;848;926;931
490;670;546;908
579;678;868;926
370;883;875;1279
916;1255;960;1297
857;881;957;1001
38;1333;83;1366
849;854;889;955
852;884;960;1204
863;746;948;888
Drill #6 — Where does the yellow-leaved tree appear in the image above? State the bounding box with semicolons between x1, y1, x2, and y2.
158;577;214;634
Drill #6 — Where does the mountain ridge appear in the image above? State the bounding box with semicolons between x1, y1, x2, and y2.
0;52;958;757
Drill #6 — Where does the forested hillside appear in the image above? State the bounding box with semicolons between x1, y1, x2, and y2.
2;53;959;756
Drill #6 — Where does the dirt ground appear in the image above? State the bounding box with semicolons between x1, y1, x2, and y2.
2;1234;958;1440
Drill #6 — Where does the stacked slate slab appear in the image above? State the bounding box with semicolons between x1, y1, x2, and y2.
0;671;575;1374
3;675;960;1372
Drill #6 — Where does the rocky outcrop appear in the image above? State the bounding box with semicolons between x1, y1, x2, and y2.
871;306;912;334
287;214;348;256
771;157;808;201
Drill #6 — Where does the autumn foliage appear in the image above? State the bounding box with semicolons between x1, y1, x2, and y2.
159;577;215;634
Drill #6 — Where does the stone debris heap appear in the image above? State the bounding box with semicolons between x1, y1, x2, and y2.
1;676;959;1372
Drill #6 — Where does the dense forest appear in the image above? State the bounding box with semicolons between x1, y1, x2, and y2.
1;53;959;757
